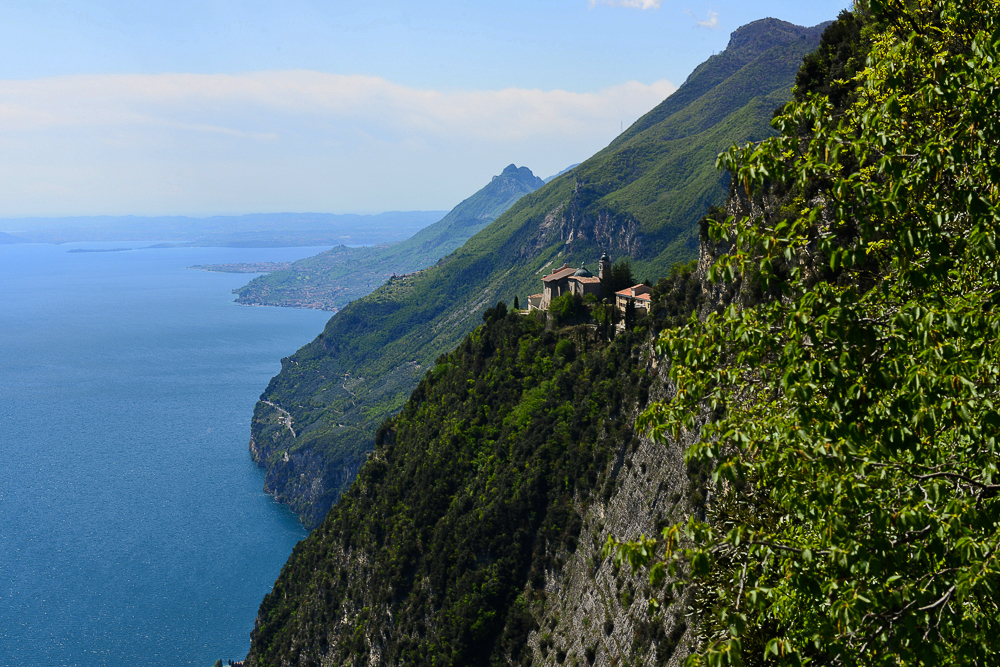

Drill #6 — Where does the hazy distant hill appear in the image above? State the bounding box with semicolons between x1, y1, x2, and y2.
230;164;545;310
0;231;25;244
0;211;446;247
249;18;828;528
544;163;580;183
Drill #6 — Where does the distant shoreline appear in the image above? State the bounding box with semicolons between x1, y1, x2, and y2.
188;261;293;273
67;247;131;253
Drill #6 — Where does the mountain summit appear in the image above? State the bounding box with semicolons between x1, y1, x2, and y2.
498;163;543;184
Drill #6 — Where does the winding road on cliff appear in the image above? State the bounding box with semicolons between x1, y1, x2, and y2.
262;400;296;438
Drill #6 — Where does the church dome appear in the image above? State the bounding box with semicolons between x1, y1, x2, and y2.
573;266;593;277
600;252;610;262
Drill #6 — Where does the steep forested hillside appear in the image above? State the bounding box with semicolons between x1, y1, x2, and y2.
250;18;827;528
234;165;545;311
246;278;708;667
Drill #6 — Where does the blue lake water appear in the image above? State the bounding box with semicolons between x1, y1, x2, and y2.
0;243;335;667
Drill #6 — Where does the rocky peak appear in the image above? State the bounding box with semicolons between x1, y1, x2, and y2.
725;17;830;58
496;163;545;189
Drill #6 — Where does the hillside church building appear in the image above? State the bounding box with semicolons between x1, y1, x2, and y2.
526;253;651;315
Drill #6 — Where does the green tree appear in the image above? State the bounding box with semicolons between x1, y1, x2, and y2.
548;293;586;325
555;338;576;363
602;258;636;296
592;298;620;340
623;299;636;332
610;1;1000;665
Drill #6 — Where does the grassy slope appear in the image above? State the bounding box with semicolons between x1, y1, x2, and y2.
251;18;826;528
234;165;544;310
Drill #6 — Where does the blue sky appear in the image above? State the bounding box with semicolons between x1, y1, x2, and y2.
0;0;849;218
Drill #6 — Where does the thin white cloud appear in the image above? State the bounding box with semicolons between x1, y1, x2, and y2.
0;71;676;216
0;71;676;143
685;8;719;29
589;0;662;9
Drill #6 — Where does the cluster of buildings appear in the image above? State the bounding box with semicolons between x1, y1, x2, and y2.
526;253;651;316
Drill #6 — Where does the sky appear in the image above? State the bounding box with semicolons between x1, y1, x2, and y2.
0;0;850;218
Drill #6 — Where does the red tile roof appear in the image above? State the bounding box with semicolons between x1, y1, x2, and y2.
571;276;601;284
542;266;577;282
616;285;652;301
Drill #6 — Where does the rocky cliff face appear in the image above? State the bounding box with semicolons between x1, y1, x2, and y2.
521;180;648;259
516;374;708;667
249;404;364;526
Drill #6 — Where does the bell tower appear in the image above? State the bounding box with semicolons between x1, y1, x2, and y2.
598;252;610;280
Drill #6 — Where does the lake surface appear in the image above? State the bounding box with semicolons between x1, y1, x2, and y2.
0;243;334;667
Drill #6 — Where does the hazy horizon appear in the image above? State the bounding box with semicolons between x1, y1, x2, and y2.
0;0;849;219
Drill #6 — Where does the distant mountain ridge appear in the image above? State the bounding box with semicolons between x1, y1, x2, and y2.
248;17;828;528
544;163;580;183
369;164;544;266
231;164;544;311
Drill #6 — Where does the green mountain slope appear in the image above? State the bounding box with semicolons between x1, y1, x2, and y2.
233;165;544;311
250;17;827;529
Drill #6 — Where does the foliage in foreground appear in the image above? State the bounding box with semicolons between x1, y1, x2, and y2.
612;1;1000;664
